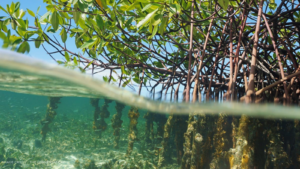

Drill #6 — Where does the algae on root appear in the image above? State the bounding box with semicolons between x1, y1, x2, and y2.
40;97;61;141
111;101;125;149
126;107;139;157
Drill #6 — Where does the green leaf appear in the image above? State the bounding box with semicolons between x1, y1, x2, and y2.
60;28;67;43
71;28;83;32
150;25;158;38
16;19;26;30
153;61;163;68
11;20;17;30
73;11;80;24
152;18;161;26
133;76;140;83
137;9;158;28
27;9;35;17
160;17;168;36
17;41;30;53
39;11;51;23
78;14;87;29
51;11;59;31
0;31;6;40
73;57;78;66
199;20;211;26
122;78;131;87
121;65;126;74
0;5;8;13
64;51;70;62
78;0;87;11
103;76;108;82
96;15;104;30
90;49;96;58
14;2;20;12
57;60;64;65
125;17;134;27
80;39;96;49
269;3;277;10
35;36;42;48
218;0;229;10
98;38;104;52
142;4;153;12
19;9;26;19
111;76;117;82
126;1;138;11
36;6;40;15
17;25;25;36
10;2;15;14
79;67;86;73
170;3;181;13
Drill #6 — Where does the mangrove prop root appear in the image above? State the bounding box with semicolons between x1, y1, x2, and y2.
181;115;195;169
126;107;139;157
229;115;251;169
265;121;290;168
101;99;112;119
144;112;154;145
293;120;300;168
111;101;125;149
292;120;300;168
153;114;167;141
199;115;215;169
158;114;174;167
90;98;101;137
91;98;112;138
40;97;61;141
190;115;203;169
210;115;227;168
174;115;188;165
240;70;300;102
191;133;203;169
98;99;112;132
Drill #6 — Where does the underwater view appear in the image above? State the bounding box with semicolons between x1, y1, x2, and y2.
0;91;163;169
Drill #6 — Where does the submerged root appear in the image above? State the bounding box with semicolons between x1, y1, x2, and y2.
90;98;101;137
144;112;154;145
111;101;125;149
265;121;291;169
158;113;174;167
126;107;139;157
99;99;112;132
191;132;203;169
91;98;112;138
229;115;251;169
181;115;195;169
210;114;227;169
40;97;61;141
174;115;188;165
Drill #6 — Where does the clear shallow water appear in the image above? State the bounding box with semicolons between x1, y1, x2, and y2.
0;91;152;168
0;49;300;168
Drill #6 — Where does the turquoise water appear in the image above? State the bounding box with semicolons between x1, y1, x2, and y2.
0;91;170;168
